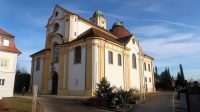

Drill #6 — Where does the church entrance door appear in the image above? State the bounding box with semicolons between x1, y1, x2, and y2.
52;72;58;95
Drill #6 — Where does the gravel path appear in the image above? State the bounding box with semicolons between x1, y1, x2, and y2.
134;91;174;112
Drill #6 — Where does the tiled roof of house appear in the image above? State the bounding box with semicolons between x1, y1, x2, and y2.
0;28;21;54
110;25;132;38
0;28;14;37
67;27;123;45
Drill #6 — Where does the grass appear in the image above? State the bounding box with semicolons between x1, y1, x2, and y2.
2;96;42;112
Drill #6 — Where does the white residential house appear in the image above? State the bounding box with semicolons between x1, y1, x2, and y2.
0;28;21;99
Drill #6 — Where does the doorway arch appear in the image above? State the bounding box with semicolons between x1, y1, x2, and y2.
52;72;58;95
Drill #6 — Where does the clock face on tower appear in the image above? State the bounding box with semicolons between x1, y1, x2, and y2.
53;23;60;32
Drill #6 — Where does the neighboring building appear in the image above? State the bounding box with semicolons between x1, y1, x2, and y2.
0;28;21;99
30;5;155;96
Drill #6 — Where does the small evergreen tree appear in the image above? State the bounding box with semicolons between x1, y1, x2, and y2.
95;77;115;97
154;66;160;80
160;68;172;90
176;64;186;87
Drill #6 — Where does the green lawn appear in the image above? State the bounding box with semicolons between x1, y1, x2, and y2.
2;97;35;112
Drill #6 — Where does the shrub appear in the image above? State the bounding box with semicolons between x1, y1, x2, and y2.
94;77;137;110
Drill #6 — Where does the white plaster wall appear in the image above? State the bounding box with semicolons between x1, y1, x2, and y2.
0;51;18;72
143;61;153;92
47;7;66;36
68;46;86;90
126;38;141;91
70;17;91;40
0;51;18;98
65;18;69;39
104;43;124;88
33;58;43;90
0;72;16;97
92;40;99;89
77;20;91;36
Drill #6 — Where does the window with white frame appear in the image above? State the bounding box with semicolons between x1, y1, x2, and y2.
74;46;81;64
132;53;137;68
3;38;9;46
149;77;151;82
52;42;59;63
118;54;121;66
0;58;9;68
148;64;151;72
0;79;5;86
144;62;146;71
108;51;113;64
36;57;40;71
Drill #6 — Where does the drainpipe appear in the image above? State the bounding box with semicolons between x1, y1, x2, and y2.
123;43;125;89
104;40;107;77
84;39;87;91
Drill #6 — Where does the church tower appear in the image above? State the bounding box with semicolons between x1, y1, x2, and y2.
90;9;106;29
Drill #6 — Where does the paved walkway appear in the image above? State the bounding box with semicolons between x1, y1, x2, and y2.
38;96;111;112
134;91;174;112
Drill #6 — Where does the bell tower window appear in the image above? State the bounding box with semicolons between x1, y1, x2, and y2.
53;23;60;32
52;42;59;63
55;11;58;17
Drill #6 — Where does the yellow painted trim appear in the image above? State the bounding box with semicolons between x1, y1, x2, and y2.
124;53;131;90
85;39;93;96
98;39;105;82
59;46;65;89
65;47;69;89
41;50;51;94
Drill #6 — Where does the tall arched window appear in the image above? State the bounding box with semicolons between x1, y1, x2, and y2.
36;57;40;71
53;42;59;63
132;53;137;68
74;46;81;64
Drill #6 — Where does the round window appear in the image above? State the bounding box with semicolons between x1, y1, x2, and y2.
53;23;59;32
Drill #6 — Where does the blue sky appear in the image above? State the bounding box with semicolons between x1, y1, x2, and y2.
0;0;200;80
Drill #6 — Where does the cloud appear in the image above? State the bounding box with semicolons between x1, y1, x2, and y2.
145;5;162;12
131;25;174;36
130;19;200;30
140;34;200;57
139;29;200;79
104;13;131;20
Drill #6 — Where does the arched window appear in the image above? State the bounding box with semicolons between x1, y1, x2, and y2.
36;57;40;71
132;53;137;68
144;62;147;71
108;51;113;64
53;23;59;32
74;46;81;64
53;42;59;63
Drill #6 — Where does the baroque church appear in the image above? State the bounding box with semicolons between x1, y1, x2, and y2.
31;5;155;96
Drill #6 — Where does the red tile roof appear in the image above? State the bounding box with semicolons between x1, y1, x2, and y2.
0;28;21;54
0;28;14;37
110;26;132;38
67;27;123;45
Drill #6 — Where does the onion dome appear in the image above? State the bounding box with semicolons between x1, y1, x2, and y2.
110;21;131;38
93;9;104;17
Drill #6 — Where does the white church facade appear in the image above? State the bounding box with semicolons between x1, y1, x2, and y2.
31;5;155;96
0;28;21;99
